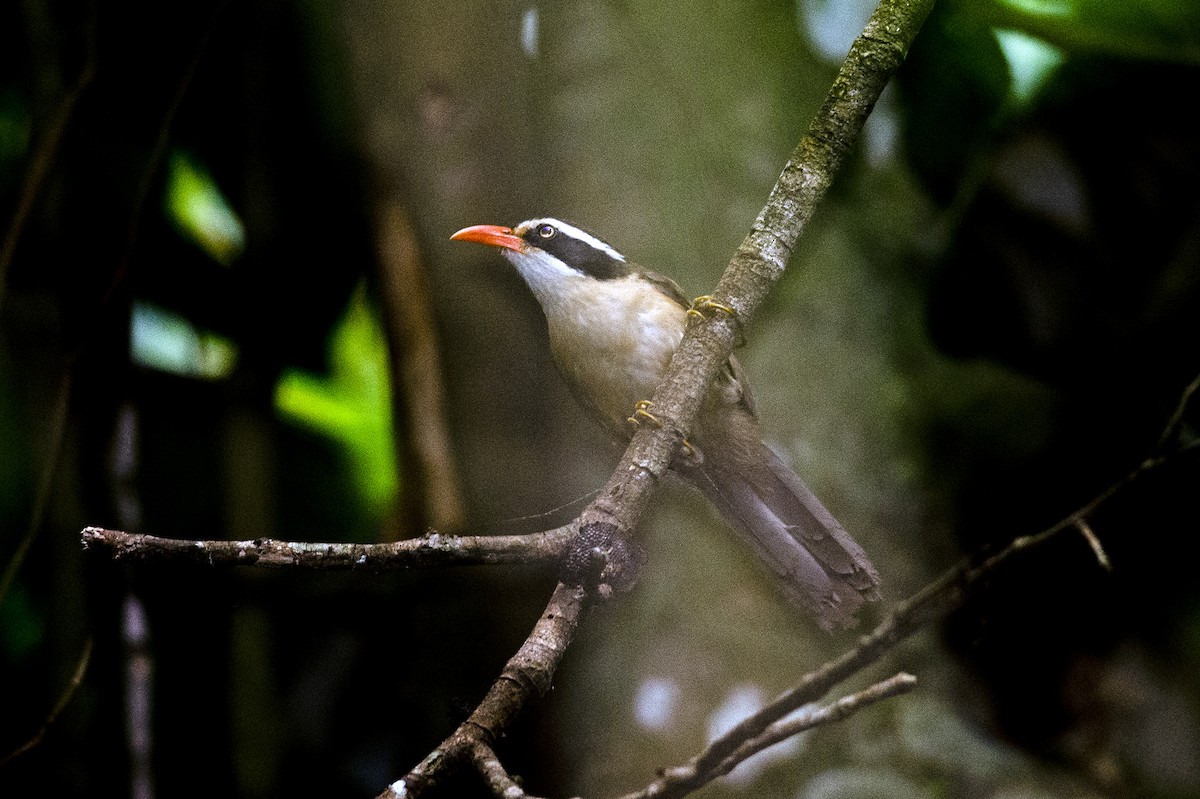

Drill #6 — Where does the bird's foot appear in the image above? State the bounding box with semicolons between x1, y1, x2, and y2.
627;399;661;428
627;400;700;461
687;295;736;320
687;295;744;346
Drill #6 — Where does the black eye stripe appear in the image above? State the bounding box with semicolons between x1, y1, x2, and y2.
520;222;628;280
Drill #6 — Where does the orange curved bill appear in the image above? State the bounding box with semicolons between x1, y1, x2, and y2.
449;224;525;252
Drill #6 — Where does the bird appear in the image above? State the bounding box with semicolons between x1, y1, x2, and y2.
450;217;880;629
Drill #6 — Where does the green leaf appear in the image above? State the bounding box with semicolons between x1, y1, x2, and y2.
994;27;1065;105
897;8;1011;204
274;284;398;516
976;0;1200;65
164;150;246;265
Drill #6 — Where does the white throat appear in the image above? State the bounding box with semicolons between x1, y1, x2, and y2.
501;248;589;312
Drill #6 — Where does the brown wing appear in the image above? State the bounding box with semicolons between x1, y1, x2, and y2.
639;268;756;417
724;353;756;418
638;268;690;309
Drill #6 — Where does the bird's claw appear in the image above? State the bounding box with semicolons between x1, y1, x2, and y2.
627;399;661;428
687;295;737;320
688;295;745;346
628;400;700;461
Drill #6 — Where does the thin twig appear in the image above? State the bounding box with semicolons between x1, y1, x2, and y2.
735;672;917;764
471;740;566;799
1155;371;1200;453
104;0;229;307
654;430;1184;789
81;525;574;570
1073;518;1111;571
0;372;71;612
0;637;93;767
0;6;97;314
621;672;917;799
471;742;525;798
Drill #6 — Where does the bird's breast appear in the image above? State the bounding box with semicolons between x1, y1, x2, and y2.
540;274;687;437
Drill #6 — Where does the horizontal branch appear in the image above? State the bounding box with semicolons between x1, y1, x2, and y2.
80;525;574;570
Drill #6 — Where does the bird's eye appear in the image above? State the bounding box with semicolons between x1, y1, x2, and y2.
537;224;556;239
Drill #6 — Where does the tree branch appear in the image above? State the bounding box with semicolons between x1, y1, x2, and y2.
724;672;917;772
0;6;96;315
1156;369;1200;454
644;405;1196;795
379;582;592;799
0;637;93;767
80;525;574;570
619;672;917;799
80;1;941;796
576;0;938;552
379;0;939;794
471;740;562;799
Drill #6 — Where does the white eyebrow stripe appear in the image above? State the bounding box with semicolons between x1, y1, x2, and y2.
522;217;627;262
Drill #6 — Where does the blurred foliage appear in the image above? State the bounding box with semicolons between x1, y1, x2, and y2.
0;581;43;661
274;283;398;517
164;150;246;266
983;0;1200;64
1;0;1198;797
0;89;31;183
130;301;238;379
993;29;1065;104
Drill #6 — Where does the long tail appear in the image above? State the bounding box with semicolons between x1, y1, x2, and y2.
677;439;881;630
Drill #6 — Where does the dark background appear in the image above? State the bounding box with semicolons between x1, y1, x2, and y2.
2;1;1199;797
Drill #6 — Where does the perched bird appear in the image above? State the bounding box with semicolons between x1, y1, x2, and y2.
451;218;880;629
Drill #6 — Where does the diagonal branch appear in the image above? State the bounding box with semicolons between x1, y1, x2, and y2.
577;0;938;549
80;1;941;797
640;380;1198;793
380;582;591;799
598;368;1198;799
721;672;918;773
0;637;93;767
0;7;97;315
378;0;938;796
619;672;918;799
